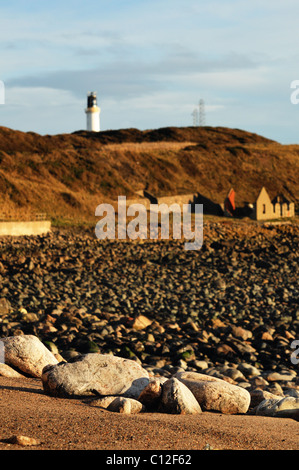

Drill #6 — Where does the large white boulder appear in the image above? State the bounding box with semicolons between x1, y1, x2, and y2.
42;353;149;398
1;335;58;378
159;377;202;414
174;371;251;414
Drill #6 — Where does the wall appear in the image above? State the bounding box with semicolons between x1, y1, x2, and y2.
253;187;274;220
252;187;296;220
0;221;51;236
281;202;295;218
157;194;195;207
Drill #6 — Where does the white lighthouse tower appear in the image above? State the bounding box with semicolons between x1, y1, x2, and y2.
85;91;100;132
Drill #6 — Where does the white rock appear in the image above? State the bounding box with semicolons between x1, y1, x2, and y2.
174;371;250;414
89;396;145;414
273;397;299;412
256;396;299;417
42;353;149;398
1;335;58;378
7;435;40;446
159;377;202;414
0;363;25;378
249;389;282;409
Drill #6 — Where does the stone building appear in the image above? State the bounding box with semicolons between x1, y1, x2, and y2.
250;187;295;221
272;193;295;218
123;187;295;221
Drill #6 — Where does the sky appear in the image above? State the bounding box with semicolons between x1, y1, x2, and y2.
1;0;299;143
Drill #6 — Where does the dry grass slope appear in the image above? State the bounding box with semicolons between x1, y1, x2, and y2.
0;125;298;223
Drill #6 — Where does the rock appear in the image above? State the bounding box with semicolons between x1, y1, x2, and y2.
1;334;59;378
249;376;269;388
88;396;145;414
42;353;149;398
227;338;256;356
261;331;274;341
191;360;209;371
151;321;165;334
6;435;40;446
177;359;188;370
0;363;25;378
216;344;235;357
220;367;247;382
132;315;152;330
43;340;59;355
249;389;282;409
22;313;39;323
237;363;261;378
284;388;299;398
264;371;295;382
54;353;66;363
211;318;227;328
266;382;284;396
147;333;155;342
237;381;252;390
274;409;299;421
174;371;250;414
231;325;252;341
272;396;299;413
159;377;202;415
202;443;215;450
61;350;80;361
138;378;163;410
256;396;299;418
0;298;10;315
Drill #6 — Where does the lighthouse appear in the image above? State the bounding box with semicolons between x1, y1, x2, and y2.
85;91;100;132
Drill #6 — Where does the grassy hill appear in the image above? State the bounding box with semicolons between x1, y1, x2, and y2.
0;125;298;223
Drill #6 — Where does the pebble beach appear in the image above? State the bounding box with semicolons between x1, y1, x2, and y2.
0;220;298;450
0;221;298;373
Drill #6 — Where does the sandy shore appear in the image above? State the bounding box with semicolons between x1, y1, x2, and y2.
0;376;298;451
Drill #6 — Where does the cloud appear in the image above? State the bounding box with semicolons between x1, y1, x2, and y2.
6;47;261;103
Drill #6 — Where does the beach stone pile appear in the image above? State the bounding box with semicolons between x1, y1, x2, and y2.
0;333;298;419
0;222;298;419
0;334;252;415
